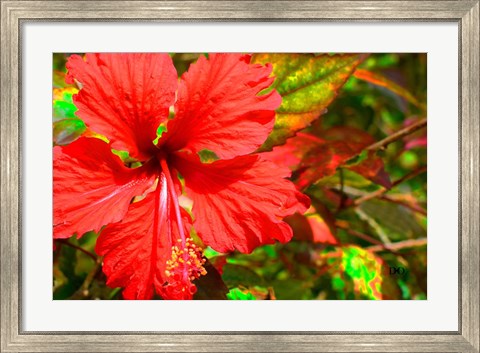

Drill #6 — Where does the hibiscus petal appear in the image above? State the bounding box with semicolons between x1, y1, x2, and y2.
96;173;200;300
163;54;281;159
173;154;310;253
53;137;157;239
65;53;177;160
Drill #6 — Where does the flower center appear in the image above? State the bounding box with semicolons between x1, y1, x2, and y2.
157;152;207;295
158;154;187;247
165;238;207;295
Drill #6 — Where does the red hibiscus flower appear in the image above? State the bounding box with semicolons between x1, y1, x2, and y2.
53;53;310;300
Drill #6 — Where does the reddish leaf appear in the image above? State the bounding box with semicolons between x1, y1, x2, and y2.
310;199;339;237
252;54;367;151
284;213;314;242
349;151;392;189
53;137;157;239
162;54;281;159
353;68;426;111
264;127;391;189
307;214;338;245
173;154;310;253
66;53;177;160
286;208;338;245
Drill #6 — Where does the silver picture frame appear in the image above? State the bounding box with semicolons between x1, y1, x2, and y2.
1;1;478;352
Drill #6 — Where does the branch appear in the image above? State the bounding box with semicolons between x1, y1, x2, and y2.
364;117;427;152
353;166;427;206
332;117;427;206
367;238;427;252
56;239;97;261
336;220;383;246
379;195;427;216
335;220;399;255
335;168;347;214
70;257;103;299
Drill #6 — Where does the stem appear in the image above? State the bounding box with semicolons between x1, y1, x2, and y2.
336;220;397;255
367;238;427;253
70;256;102;299
336;168;346;214
355;208;391;244
392;165;428;186
353;166;427;206
56;239;97;261
380;195;427;216
335;220;384;246
325;118;427;209
335;221;424;255
364;117;427;152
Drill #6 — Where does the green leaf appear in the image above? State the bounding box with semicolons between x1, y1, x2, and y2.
53;85;85;145
271;278;313;300
197;149;220;163
359;199;426;240
314;245;385;300
222;263;264;288
203;246;221;259
53;118;86;145
252;53;367;151
227;288;257;300
58;244;77;279
53;244;86;300
53;86;79;120
340;246;383;300
53;100;78;120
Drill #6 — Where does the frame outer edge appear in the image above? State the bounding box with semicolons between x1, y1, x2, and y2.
461;2;480;351
0;1;477;19
1;1;20;353
0;1;479;352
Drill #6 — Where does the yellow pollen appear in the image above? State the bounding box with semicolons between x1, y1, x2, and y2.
164;237;207;286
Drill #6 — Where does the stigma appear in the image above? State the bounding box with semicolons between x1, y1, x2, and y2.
164;237;207;298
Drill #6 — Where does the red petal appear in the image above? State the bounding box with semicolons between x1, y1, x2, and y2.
53;137;156;239
96;173;198;300
163;54;281;159
66;53;177;160
173;154;310;253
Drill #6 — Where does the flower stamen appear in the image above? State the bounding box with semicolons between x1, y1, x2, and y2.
158;154;207;295
164;237;207;298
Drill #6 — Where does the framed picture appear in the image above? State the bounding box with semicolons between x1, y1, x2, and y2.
1;1;478;352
